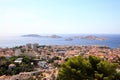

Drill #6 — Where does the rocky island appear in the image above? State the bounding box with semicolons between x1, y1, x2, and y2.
65;38;73;41
74;35;107;40
22;34;41;37
22;34;62;38
49;35;62;38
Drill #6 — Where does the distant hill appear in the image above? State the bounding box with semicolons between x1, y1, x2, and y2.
74;35;107;40
22;34;62;38
65;38;73;41
49;35;62;38
22;34;41;37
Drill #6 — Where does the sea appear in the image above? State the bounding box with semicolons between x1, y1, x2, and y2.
0;34;120;48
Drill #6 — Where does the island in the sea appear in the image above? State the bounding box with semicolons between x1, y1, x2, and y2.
65;38;73;41
22;34;62;38
22;34;41;37
74;35;107;40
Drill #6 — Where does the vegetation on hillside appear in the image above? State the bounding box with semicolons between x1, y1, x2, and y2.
0;56;35;76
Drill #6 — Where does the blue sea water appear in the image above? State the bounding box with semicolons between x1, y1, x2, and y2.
0;34;120;48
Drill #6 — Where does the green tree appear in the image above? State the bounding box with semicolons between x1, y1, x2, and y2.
57;56;93;80
97;61;118;79
8;56;17;63
57;56;118;80
89;56;101;71
0;56;7;66
115;71;120;80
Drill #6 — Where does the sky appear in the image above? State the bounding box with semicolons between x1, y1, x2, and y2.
0;0;120;36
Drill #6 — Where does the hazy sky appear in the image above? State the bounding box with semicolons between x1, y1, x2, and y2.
0;0;120;36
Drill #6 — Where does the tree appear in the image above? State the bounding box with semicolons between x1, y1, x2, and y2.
115;71;120;80
89;56;101;71
57;56;93;80
57;56;118;80
0;56;7;66
97;61;118;79
8;56;17;63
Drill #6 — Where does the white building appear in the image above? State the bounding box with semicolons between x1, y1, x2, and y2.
14;58;23;63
